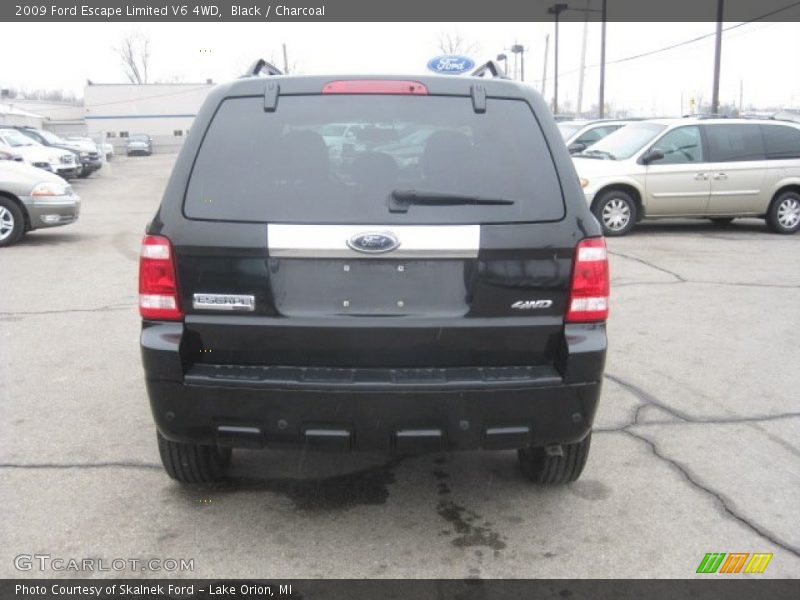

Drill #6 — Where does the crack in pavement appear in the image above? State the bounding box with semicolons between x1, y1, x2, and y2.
608;251;800;289
608;251;686;282
0;303;135;316
0;461;161;470
623;428;800;559
596;372;800;559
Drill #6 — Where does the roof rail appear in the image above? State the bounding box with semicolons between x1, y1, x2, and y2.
471;60;509;79
242;59;283;78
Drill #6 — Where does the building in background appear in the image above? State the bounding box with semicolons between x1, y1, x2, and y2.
7;99;85;136
0;103;45;128
84;81;214;153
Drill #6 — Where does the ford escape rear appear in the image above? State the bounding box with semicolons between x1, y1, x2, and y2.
140;61;609;484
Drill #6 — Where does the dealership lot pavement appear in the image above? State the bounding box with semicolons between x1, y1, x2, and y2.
1;154;798;578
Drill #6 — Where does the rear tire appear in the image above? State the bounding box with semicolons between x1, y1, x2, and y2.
157;431;231;483
710;217;734;225
0;197;25;248
766;191;800;234
592;190;637;236
518;434;591;484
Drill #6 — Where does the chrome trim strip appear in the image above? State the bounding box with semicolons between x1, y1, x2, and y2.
193;294;255;311
268;224;480;258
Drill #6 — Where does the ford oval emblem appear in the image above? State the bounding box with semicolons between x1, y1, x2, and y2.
426;55;476;75
346;231;400;254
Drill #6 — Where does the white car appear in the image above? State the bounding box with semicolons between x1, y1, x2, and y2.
62;136;99;155
573;118;800;235
557;119;634;154
0;129;79;178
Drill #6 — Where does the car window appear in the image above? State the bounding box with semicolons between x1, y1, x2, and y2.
583;123;665;160
705;124;765;162
558;122;583;140
761;124;800;160
576;125;620;146
0;130;37;147
649;126;704;164
184;95;565;225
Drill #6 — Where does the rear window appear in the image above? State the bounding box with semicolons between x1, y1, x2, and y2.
761;124;800;160
184;95;565;224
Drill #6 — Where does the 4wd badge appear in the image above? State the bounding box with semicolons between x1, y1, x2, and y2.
511;300;553;310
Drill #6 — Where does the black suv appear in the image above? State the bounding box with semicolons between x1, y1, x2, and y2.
140;62;609;484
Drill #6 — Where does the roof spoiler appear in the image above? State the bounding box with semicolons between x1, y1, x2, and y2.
470;60;509;80
241;59;283;78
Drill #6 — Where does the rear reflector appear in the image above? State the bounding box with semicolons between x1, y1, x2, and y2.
566;237;609;323
139;235;183;320
322;80;428;95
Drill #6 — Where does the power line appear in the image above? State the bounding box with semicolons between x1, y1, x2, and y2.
539;0;800;83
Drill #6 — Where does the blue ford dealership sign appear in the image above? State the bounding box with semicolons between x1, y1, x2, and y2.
426;55;475;75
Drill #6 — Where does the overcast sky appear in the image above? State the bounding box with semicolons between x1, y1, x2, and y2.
3;21;799;115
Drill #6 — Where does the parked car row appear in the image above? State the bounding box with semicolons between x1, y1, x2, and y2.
0;127;154;247
561;117;800;236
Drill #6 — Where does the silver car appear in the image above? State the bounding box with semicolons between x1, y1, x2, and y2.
0;160;80;247
574;118;800;235
557;119;634;154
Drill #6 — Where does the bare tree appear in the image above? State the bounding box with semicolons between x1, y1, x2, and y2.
437;31;479;56
116;31;151;84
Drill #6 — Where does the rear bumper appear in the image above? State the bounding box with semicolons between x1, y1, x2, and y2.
141;322;606;452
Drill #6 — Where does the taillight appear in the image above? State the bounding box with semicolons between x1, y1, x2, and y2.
322;80;428;95
139;235;183;320
566;237;609;323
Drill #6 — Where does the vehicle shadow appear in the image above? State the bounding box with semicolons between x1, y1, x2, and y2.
628;218;772;237
14;231;91;247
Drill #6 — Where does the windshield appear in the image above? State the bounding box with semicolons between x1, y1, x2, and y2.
0;130;38;147
38;130;64;144
557;122;583;140
185;95;565;224
582;123;666;160
129;135;149;142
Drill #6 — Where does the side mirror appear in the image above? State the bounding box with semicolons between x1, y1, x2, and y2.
568;142;587;154
640;148;664;164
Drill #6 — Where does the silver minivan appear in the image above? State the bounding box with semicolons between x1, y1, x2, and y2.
574;118;800;235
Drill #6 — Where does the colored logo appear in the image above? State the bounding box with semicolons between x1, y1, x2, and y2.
346;231;401;254
696;552;773;574
426;55;476;75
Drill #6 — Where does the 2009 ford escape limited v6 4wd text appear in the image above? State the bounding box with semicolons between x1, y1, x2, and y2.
140;61;609;484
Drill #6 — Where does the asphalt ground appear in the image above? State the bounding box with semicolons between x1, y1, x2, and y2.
1;154;798;579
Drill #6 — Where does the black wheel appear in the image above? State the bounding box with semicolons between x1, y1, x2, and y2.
77;170;90;179
766;191;800;234
710;217;734;225
518;434;591;484
157;431;231;483
592;189;637;236
0;197;25;247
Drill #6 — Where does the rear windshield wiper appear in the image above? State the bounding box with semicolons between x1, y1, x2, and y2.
578;149;616;160
389;189;515;213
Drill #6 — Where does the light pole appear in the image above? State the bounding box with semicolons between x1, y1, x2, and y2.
599;0;607;117
511;44;525;82
711;0;724;115
548;3;568;114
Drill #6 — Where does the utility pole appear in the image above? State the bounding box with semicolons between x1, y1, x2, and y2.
282;43;289;74
541;34;550;98
711;0;723;115
599;0;607;118
576;0;590;116
548;3;568;114
511;44;525;82
739;79;743;116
